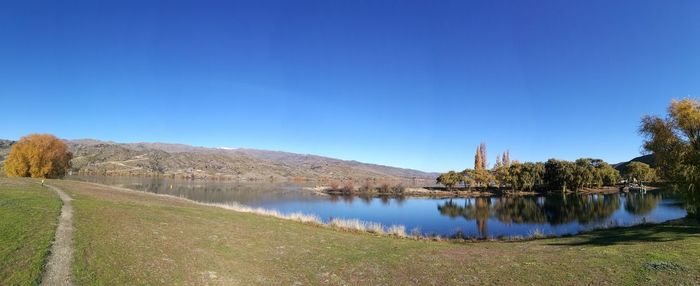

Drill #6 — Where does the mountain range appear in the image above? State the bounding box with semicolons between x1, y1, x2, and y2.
0;138;437;182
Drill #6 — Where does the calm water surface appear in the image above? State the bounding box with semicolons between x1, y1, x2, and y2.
69;175;687;238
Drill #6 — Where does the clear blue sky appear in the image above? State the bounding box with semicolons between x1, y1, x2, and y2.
1;0;698;172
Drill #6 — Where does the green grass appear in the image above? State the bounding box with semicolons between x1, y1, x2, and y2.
0;178;62;285
40;179;700;285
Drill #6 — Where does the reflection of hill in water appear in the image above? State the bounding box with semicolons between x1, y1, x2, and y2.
69;175;323;205
438;192;667;228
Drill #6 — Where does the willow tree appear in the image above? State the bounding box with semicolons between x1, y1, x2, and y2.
437;171;463;190
508;162;544;191
544;159;574;191
640;98;700;218
4;134;73;178
624;162;656;183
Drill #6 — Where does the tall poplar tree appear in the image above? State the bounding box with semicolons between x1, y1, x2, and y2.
503;150;511;167
479;142;488;169
474;146;483;170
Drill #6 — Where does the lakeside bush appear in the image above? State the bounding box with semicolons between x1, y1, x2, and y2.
342;181;354;191
326;179;405;195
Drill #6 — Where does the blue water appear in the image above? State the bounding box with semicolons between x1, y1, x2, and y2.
267;194;686;238
69;175;688;238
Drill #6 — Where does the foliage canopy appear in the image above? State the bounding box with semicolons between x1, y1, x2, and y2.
640;98;700;217
4;134;72;178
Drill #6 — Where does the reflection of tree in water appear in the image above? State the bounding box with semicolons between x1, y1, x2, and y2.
624;192;661;215
331;194;406;206
342;195;355;204
437;198;492;236
438;193;626;235
437;200;463;218
493;197;547;224
394;195;406;206
328;194;340;203
543;194;620;225
329;194;355;204
358;194;372;205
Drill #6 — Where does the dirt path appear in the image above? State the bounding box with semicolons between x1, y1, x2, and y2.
41;184;74;286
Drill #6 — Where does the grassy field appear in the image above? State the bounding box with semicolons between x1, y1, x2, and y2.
3;178;700;285
0;178;61;285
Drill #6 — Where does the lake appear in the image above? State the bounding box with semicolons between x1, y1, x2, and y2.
68;175;688;238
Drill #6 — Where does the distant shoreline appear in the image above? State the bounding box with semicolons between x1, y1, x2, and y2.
313;185;654;198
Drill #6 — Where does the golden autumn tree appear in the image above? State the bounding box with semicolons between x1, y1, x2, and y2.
474;146;483;171
474;142;487;170
472;143;491;187
479;142;487;169
4;134;73;178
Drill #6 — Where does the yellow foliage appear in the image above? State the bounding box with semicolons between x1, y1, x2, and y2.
4;134;73;178
669;98;700;139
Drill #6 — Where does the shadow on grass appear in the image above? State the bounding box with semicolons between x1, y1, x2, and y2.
548;218;700;246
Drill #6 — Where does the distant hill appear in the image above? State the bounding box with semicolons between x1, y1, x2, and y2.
0;139;14;169
614;154;656;174
0;138;437;182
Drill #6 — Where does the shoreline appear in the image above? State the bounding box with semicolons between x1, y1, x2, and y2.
313;186;495;198
57;179;689;243
312;185;645;198
18;178;697;285
52;179;688;242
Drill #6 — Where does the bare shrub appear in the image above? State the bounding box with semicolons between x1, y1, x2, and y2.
392;183;405;194
378;182;391;193
329;180;340;190
341;181;355;194
359;180;374;192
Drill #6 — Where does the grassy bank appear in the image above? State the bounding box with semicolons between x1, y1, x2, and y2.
24;179;700;284
0;178;62;285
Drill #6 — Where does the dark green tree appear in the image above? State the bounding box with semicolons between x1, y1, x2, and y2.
544;159;574;191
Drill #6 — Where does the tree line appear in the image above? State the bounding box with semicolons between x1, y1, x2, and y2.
438;152;624;192
437;98;699;219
